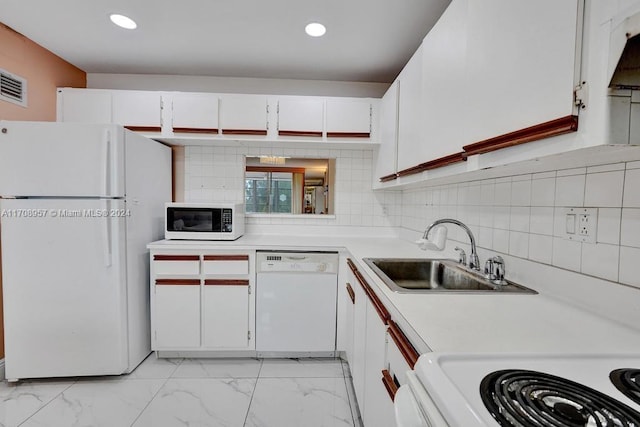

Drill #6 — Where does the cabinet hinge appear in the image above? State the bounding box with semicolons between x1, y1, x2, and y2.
248;285;251;295
370;104;373;133
248;330;251;340
574;81;587;111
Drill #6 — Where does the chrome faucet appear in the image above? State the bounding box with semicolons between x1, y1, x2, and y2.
485;255;507;285
423;219;480;271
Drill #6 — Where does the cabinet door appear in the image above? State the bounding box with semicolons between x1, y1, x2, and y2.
112;90;162;131
396;46;424;171
350;268;368;409
362;297;396;427
375;82;399;182
278;97;324;136
219;95;268;134
202;281;250;349
171;93;219;132
343;281;356;364
153;281;200;348
463;0;578;144
326;100;371;137
57;88;112;123
420;0;469;161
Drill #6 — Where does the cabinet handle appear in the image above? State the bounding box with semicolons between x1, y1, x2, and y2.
173;127;219;134
388;319;420;369
278;130;323;137
124;126;162;133
346;283;355;304
204;279;249;286
155;279;200;286
203;255;249;261
221;129;267;136
154;255;199;261
327;132;370;138
349;260;390;324
382;370;398;402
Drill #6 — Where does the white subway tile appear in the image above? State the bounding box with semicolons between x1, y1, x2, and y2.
531;178;556;206
627;160;640;170
587;163;625;174
509;207;530;232
530;207;555;236
584;171;624;207
529;234;553;264
552;237;582;272
494;181;512;206
621;208;640;248
619;246;640;288
555;174;585;207
597;208;622;245
478;226;494;250
493;229;510;253
581;243;620;281
509;232;529;258
623;168;640;207
533;171;556;180
480;181;495;206
511;179;532;206
493;207;511;230
557;167;586;177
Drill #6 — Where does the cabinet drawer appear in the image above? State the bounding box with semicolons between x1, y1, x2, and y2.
153;255;200;275
203;255;249;275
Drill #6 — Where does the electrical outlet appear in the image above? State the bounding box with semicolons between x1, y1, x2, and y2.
563;207;597;243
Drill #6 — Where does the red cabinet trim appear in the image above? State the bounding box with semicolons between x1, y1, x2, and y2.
462;115;579;157
124;126;162;133
396;151;466;178
346;282;355;304
382;369;399;401
154;255;200;261
204;279;249;286
278;130;323;137
388;319;420;369
221;129;268;135
155;279;200;286
172;127;219;134
326;132;370;138
379;173;398;182
203;255;249;261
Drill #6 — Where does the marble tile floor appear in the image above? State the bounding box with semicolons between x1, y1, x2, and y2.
1;356;363;427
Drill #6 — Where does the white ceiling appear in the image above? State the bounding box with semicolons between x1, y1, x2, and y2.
0;0;451;83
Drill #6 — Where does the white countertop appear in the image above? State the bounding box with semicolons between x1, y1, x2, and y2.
149;235;640;355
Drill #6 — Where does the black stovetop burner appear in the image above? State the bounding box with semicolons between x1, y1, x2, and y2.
480;369;640;427
611;369;640;406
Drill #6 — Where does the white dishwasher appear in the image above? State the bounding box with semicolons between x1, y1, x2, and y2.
256;251;339;357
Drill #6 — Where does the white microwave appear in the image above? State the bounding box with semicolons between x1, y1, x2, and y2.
165;203;245;240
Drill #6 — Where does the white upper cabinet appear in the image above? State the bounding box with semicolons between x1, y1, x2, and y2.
277;97;324;135
396;46;424;172
171;93;219;132
420;0;469;161
463;0;579;144
326;99;372;136
57;88;112;123
219;95;268;134
374;82;399;183
112;90;162;130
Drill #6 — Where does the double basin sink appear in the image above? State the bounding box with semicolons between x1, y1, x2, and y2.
363;258;536;294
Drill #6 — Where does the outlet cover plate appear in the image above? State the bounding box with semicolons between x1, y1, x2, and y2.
563;207;597;243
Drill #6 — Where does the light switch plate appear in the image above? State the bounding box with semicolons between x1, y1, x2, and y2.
563;207;597;243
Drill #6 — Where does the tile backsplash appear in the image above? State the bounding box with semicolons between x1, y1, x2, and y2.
401;161;640;289
183;145;402;230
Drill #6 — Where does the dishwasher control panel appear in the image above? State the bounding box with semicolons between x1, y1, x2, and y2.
256;251;338;274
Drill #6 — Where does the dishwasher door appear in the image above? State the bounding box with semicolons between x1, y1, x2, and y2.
256;269;338;356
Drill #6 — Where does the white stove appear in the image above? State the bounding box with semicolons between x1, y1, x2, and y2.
396;352;640;427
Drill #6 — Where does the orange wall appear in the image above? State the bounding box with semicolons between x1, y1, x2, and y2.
0;22;86;121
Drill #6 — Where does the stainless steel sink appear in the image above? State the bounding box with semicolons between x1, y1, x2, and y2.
362;258;537;294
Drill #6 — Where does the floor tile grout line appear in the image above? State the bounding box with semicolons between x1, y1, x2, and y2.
127;374;175;427
242;358;264;427
16;378;79;427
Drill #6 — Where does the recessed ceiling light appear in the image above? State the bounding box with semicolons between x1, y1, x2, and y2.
110;14;137;30
305;22;326;37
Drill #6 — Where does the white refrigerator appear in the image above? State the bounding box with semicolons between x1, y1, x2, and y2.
0;121;171;381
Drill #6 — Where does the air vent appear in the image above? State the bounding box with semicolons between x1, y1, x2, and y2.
0;69;27;107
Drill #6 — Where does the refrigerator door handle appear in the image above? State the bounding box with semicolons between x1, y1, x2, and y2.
101;129;111;197
102;199;112;267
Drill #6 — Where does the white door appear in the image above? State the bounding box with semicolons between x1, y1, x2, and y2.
112;91;162;129
202;283;250;349
171;93;219;131
0;121;125;197
1;198;128;380
57;88;112;123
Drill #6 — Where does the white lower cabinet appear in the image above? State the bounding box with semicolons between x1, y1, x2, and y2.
154;282;201;348
350;265;368;408
150;251;255;352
